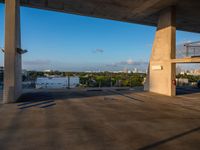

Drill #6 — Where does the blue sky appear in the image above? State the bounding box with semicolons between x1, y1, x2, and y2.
0;4;200;71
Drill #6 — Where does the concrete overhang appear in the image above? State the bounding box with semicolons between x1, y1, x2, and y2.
0;0;200;33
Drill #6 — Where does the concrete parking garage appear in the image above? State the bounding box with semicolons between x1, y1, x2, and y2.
0;1;200;149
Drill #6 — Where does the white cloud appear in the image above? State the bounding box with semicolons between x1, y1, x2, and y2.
93;48;104;53
127;58;134;65
106;59;148;68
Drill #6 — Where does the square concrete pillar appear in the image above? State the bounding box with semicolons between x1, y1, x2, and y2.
3;0;22;103
147;7;176;96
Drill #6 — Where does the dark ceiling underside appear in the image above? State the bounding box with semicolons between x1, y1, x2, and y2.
0;0;200;33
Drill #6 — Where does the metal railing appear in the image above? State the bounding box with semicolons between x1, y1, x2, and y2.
177;41;200;58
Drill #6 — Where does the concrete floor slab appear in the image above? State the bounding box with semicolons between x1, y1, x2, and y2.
0;89;199;150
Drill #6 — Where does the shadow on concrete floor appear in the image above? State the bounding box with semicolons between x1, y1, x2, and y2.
17;92;56;109
17;89;143;109
16;86;200;110
138;126;200;150
176;86;200;95
18;89;143;103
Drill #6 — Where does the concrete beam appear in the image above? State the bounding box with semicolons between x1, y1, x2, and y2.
171;57;200;63
3;0;22;103
148;7;176;96
130;0;173;19
1;0;200;33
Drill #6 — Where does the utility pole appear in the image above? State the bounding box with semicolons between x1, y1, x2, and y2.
110;73;113;87
68;75;70;89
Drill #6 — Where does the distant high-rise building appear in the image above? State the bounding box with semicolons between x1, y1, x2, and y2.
189;69;200;76
123;67;128;73
133;68;138;73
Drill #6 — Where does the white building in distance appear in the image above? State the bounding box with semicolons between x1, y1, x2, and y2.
36;77;80;89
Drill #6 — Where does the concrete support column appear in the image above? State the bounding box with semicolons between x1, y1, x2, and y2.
3;0;22;103
148;7;176;96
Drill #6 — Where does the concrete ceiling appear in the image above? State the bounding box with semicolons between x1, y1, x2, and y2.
1;0;200;33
